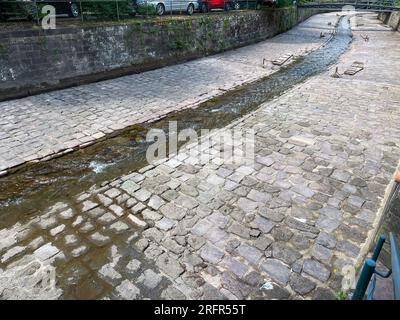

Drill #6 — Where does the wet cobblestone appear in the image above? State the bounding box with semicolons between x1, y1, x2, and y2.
0;13;399;300
0;14;340;173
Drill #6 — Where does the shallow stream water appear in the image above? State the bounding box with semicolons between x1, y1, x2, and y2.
0;16;353;226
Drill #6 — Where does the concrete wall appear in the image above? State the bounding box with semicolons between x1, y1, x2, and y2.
378;11;400;31
375;185;400;267
0;8;323;100
376;11;400;267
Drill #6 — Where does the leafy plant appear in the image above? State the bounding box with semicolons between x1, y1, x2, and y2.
277;0;295;8
135;3;157;15
336;290;348;300
81;0;135;20
0;1;39;20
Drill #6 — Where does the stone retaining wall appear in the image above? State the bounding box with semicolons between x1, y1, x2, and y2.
0;8;324;101
378;11;400;31
375;11;400;268
373;183;400;267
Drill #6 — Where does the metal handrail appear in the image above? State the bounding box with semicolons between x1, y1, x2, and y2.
352;233;400;300
352;258;377;300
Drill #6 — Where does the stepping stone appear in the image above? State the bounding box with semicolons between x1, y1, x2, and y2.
272;54;293;66
344;61;364;75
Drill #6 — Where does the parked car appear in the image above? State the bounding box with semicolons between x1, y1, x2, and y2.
198;0;233;12
0;0;38;21
35;0;80;18
262;0;277;7
232;0;262;10
0;0;80;20
136;0;199;16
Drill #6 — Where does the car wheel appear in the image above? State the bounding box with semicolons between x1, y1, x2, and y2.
233;2;240;10
156;3;165;16
201;3;208;13
224;3;231;11
69;3;80;18
187;3;194;15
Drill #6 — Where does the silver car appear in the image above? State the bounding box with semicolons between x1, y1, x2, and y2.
136;0;199;16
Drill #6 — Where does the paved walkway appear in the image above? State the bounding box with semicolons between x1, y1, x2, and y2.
0;13;339;173
1;13;400;300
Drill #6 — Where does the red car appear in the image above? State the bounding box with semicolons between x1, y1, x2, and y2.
198;0;232;12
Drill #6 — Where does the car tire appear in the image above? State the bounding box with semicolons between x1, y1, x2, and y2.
201;3;208;13
156;3;165;16
233;2;240;10
69;2;80;18
187;3;194;15
224;3;231;11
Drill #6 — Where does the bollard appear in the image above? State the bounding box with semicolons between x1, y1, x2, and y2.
352;259;376;300
372;235;386;262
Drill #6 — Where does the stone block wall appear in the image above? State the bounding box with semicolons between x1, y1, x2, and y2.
376;186;400;267
375;11;400;267
0;8;323;100
378;11;400;31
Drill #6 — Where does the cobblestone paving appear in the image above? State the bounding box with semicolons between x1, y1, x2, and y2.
0;13;340;173
1;13;400;300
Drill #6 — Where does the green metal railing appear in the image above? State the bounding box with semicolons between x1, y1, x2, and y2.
352;233;400;300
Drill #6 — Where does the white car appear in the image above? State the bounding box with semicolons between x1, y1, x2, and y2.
136;0;199;16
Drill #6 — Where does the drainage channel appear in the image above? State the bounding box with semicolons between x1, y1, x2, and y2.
0;16;353;225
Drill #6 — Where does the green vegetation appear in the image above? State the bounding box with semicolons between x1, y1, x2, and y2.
296;0;316;4
223;18;230;30
277;0;296;8
37;35;48;53
80;0;135;20
134;3;157;16
0;1;39;20
0;43;7;58
172;39;186;50
336;290;348;300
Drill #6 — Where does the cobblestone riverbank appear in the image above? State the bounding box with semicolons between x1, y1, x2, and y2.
0;13;399;299
0;13;339;174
